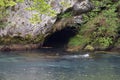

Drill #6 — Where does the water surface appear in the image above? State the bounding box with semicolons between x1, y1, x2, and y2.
0;50;120;80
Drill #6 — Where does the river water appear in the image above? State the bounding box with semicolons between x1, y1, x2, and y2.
0;49;120;80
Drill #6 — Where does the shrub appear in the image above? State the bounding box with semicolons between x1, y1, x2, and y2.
68;0;120;49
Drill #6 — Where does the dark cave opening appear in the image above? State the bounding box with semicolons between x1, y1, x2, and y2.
43;27;78;48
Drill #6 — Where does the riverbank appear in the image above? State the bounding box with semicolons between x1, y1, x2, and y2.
0;43;42;51
0;43;120;56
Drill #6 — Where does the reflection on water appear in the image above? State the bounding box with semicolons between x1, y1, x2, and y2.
0;50;120;80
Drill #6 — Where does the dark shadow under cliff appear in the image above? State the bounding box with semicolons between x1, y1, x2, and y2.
43;27;78;48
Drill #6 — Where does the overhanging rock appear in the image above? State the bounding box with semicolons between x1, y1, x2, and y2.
0;0;94;50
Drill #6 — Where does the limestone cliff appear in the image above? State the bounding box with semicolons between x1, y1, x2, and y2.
0;0;93;50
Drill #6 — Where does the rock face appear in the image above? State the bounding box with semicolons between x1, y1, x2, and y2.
0;0;93;50
73;0;93;15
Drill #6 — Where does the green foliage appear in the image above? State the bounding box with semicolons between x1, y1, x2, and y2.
60;1;71;8
0;0;16;7
0;0;56;25
0;34;45;45
68;0;120;50
92;37;113;48
29;14;42;24
69;35;90;47
27;0;56;17
0;0;17;28
16;0;24;3
58;12;72;19
0;0;24;7
26;0;56;24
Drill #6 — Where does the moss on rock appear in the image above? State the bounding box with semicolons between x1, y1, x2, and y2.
67;0;120;51
0;34;45;45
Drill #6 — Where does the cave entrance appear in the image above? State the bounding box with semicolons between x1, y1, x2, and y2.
43;27;78;48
